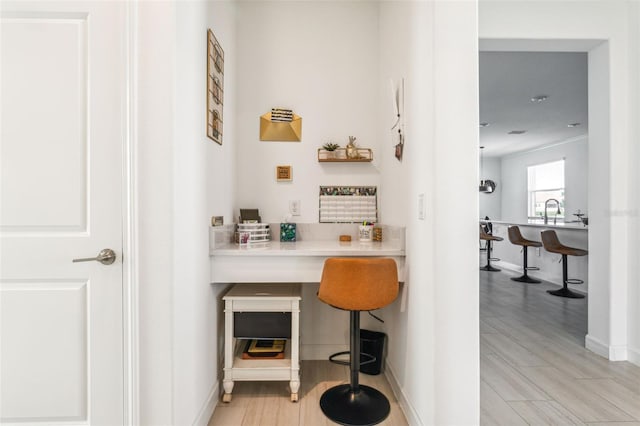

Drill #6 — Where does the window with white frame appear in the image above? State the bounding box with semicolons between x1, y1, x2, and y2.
527;160;565;219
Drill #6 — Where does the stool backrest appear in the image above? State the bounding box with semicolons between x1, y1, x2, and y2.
318;258;398;311
540;230;561;251
508;226;523;244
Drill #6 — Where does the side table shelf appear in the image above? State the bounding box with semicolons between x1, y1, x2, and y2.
222;283;301;403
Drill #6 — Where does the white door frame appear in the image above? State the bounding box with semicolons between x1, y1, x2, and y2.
123;2;139;424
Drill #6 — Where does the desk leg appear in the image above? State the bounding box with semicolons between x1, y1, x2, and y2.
223;301;234;402
290;300;300;402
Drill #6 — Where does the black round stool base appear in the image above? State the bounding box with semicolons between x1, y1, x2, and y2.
480;265;501;272
547;287;585;299
511;275;541;284
320;384;390;426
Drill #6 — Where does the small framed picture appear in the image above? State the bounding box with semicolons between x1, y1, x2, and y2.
276;165;292;181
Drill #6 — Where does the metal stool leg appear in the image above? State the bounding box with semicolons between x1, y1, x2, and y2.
480;240;501;272
547;254;584;298
511;246;541;283
319;311;391;425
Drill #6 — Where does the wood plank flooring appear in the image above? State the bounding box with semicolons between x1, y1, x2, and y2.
208;360;407;426
209;268;640;425
480;268;640;425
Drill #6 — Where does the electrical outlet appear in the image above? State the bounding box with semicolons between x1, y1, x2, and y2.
417;193;425;220
536;247;541;256
289;200;301;216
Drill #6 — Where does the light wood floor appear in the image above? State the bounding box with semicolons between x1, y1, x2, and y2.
209;269;640;425
480;267;640;425
208;360;407;426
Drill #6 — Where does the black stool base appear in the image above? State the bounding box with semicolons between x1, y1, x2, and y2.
511;275;541;284
320;384;390;426
480;265;501;272
547;287;585;299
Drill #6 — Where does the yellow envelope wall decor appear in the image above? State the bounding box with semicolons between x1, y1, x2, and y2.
259;112;302;142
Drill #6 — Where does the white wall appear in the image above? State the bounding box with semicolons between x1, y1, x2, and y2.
174;2;237;425
480;0;640;363
136;2;176;423
479;157;502;220
628;0;640;366
137;1;237;424
379;1;480;425
500;137;588;223
235;1;381;225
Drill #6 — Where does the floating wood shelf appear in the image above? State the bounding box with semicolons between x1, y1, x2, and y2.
317;148;373;162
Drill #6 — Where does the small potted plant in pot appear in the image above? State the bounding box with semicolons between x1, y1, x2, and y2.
322;142;340;159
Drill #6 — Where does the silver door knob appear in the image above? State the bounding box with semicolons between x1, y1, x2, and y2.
72;248;117;265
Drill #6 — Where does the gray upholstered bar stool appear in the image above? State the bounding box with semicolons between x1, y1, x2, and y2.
540;230;588;298
317;258;399;426
508;225;542;283
480;224;503;272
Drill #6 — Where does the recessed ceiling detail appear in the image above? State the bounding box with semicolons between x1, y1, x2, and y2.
508;130;526;135
567;122;581;128
530;95;549;103
480;52;588;157
479;122;490;128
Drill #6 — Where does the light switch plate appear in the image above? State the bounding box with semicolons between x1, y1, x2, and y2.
418;193;425;220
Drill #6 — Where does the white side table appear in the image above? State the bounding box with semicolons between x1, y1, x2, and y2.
222;283;301;402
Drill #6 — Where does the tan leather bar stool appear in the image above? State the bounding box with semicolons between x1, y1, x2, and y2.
480;224;503;272
540;230;588;298
318;258;399;426
508;226;542;283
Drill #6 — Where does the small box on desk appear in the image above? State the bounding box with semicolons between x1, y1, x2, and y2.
280;223;296;242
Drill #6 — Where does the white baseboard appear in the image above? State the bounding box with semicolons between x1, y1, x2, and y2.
585;334;628;361
384;362;422;425
628;346;640;366
585;334;610;359
609;344;628;361
193;381;220;426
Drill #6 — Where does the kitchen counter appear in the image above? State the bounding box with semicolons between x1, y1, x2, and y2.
480;219;588;231
481;220;588;292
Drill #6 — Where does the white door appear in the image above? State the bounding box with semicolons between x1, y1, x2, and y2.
1;1;126;424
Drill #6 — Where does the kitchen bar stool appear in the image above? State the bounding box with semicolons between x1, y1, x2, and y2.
507;226;542;283
480;224;503;272
540;230;588;298
317;258;398;426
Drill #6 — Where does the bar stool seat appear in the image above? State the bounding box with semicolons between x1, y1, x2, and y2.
317;258;399;426
480;224;503;272
508;226;542;283
541;230;588;298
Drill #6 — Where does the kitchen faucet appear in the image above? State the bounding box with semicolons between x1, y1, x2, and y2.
544;199;562;224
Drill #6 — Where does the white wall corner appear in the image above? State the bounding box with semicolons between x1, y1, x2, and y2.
585;334;628;361
385;362;423;426
193;382;220;426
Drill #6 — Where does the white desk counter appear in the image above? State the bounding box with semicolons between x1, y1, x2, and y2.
210;226;405;284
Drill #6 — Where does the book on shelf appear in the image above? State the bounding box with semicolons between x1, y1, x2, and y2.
241;339;286;359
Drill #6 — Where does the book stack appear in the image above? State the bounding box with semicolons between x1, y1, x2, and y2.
242;339;286;359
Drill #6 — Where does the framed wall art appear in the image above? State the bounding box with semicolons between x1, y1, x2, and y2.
207;29;224;145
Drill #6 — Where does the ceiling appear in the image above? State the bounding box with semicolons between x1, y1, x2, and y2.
479;51;588;158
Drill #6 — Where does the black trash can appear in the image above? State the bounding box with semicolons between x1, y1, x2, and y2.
360;329;386;375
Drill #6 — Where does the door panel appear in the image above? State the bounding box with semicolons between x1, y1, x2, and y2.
1;2;125;424
1;15;88;231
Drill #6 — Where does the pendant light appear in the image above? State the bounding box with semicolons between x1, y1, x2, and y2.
479;146;496;193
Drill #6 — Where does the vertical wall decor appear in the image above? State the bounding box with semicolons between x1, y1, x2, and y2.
207;29;224;145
